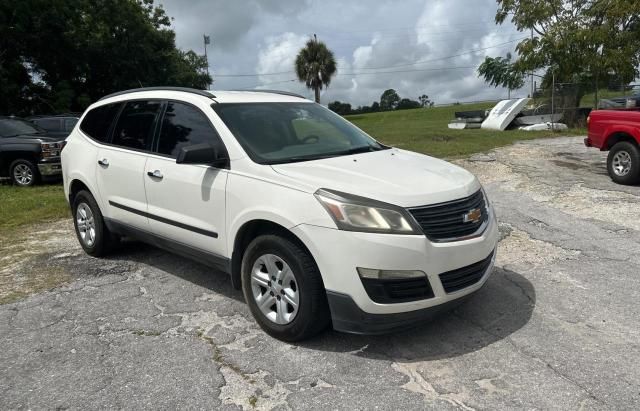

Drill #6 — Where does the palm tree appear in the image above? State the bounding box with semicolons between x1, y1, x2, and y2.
295;35;337;103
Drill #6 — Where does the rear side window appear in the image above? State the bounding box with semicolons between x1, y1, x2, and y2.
156;101;224;158
64;118;78;132
80;103;121;142
111;100;162;151
34;119;61;132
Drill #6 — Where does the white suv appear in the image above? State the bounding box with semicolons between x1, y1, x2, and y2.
62;87;498;341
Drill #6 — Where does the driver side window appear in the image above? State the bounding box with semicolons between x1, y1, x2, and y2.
155;101;225;158
112;100;162;151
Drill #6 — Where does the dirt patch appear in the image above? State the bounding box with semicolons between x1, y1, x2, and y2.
497;224;580;268
0;219;79;304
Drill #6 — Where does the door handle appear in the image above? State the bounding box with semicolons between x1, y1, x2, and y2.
98;158;109;166
147;170;163;179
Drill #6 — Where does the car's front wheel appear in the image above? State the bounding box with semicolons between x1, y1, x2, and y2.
241;234;330;341
607;142;640;185
72;190;117;257
10;159;39;187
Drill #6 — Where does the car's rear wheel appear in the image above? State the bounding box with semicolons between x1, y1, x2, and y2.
10;159;39;187
607;142;640;185
241;234;330;341
72;190;117;257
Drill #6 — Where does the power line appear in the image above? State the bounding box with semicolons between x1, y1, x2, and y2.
355;37;527;70
213;37;524;78
335;66;476;76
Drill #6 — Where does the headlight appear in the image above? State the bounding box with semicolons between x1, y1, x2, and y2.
314;189;422;234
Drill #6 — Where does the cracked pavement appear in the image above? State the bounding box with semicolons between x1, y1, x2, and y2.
1;136;639;409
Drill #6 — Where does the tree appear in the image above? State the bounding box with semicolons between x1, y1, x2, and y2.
371;101;380;112
418;94;431;107
495;0;640;110
477;53;525;98
328;101;352;115
0;0;211;115
294;35;337;103
380;89;400;111
396;98;421;110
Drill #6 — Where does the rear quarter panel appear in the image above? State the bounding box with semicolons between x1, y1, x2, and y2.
61;130;99;205
588;110;640;150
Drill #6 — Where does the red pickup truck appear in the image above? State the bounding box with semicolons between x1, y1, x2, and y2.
585;109;640;185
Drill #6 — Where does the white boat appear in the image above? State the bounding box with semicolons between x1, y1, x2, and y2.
513;113;563;126
448;121;481;129
481;98;530;131
519;122;568;131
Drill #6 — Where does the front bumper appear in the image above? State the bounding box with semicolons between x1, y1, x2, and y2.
327;289;478;334
291;207;499;327
38;161;62;177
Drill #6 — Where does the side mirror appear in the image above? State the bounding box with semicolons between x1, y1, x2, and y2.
176;143;229;168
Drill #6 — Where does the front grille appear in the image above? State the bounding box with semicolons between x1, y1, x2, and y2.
361;277;434;304
439;250;495;293
409;190;488;241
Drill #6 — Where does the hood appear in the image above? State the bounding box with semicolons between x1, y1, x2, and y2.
271;148;480;207
3;133;64;143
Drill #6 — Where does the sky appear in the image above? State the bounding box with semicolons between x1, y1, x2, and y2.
158;0;530;106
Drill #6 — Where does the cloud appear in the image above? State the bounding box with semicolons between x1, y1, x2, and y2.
159;0;524;105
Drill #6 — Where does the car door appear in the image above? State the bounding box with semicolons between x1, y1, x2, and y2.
95;100;163;229
144;100;229;258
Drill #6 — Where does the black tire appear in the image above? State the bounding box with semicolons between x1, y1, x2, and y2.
10;159;39;187
72;190;117;257
241;234;330;341
607;142;640;185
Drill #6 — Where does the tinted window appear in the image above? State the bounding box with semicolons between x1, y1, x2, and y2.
80;103;121;142
0;118;44;137
34;118;61;131
64;118;78;131
156;102;223;158
112;101;161;150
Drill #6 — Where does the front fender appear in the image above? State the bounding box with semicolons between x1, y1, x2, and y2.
225;173;335;255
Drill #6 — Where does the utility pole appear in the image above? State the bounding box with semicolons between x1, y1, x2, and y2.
203;34;211;90
530;28;534;98
551;71;555;132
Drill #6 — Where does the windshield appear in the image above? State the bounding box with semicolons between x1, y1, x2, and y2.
0;118;44;137
212;102;387;164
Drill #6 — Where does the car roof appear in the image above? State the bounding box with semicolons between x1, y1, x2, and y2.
28;114;80;119
97;87;311;105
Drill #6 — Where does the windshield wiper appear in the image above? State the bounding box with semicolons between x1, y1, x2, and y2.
268;145;388;165
341;145;385;155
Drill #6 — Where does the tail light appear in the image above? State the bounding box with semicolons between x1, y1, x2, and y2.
41;141;65;159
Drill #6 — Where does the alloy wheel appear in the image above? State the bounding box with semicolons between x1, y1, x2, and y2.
250;253;300;325
612;151;632;177
13;164;33;186
76;203;96;247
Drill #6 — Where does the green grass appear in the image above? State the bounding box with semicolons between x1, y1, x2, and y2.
345;102;585;158
0;184;69;235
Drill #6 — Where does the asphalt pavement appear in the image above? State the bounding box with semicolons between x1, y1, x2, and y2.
1;136;639;410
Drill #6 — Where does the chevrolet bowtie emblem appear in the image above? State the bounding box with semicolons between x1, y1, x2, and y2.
463;208;482;223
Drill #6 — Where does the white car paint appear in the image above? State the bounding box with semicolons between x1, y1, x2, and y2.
63;89;498;320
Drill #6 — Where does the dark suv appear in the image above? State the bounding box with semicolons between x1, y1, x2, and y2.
28;114;79;138
0;116;65;186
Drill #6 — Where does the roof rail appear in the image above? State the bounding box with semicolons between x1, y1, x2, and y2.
99;87;215;101
231;89;306;99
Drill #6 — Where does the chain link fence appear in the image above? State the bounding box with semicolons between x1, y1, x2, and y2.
530;81;639;127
